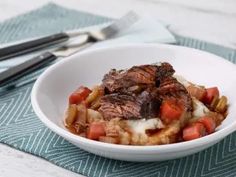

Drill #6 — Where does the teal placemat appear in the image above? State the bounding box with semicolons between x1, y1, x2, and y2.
1;3;236;177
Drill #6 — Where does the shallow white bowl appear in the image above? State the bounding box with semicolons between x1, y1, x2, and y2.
31;43;236;162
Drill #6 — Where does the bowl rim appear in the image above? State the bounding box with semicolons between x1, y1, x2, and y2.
31;43;236;153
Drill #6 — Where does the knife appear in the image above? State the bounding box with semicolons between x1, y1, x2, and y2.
0;11;139;62
0;33;71;62
0;36;92;88
0;12;139;89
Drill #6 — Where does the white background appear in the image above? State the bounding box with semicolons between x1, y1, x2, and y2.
0;0;236;177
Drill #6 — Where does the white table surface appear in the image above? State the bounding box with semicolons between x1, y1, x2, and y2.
0;0;236;177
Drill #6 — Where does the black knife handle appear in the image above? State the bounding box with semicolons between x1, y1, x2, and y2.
0;33;69;61
0;52;57;87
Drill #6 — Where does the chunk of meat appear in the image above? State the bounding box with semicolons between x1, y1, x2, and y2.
155;77;192;112
155;62;176;84
125;64;158;85
100;63;191;121
98;92;161;120
99;94;141;120
102;63;174;93
138;91;161;118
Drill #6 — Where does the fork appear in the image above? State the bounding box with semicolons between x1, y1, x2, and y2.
0;12;139;88
0;11;139;61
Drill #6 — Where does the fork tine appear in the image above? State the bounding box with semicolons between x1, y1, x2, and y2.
69;11;139;40
100;11;139;38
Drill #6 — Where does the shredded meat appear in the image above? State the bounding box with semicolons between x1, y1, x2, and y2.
98;91;161;120
155;77;192;112
99;62;192;121
99;94;141;120
102;63;174;93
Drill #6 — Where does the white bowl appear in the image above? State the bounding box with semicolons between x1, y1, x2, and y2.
31;43;236;162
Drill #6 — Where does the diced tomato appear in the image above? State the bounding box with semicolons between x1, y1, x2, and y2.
69;86;92;104
202;87;219;105
187;85;206;101
87;122;106;140
198;116;216;134
160;100;183;123
183;122;206;141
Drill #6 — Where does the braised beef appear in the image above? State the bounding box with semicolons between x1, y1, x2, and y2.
156;62;175;81
99;62;192;120
102;63;174;93
155;77;192;111
98;91;161;120
99;93;142;120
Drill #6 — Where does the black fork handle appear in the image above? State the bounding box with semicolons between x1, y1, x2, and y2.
0;33;69;61
0;52;57;87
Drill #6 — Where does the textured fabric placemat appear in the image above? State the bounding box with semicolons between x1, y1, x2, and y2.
1;3;236;177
